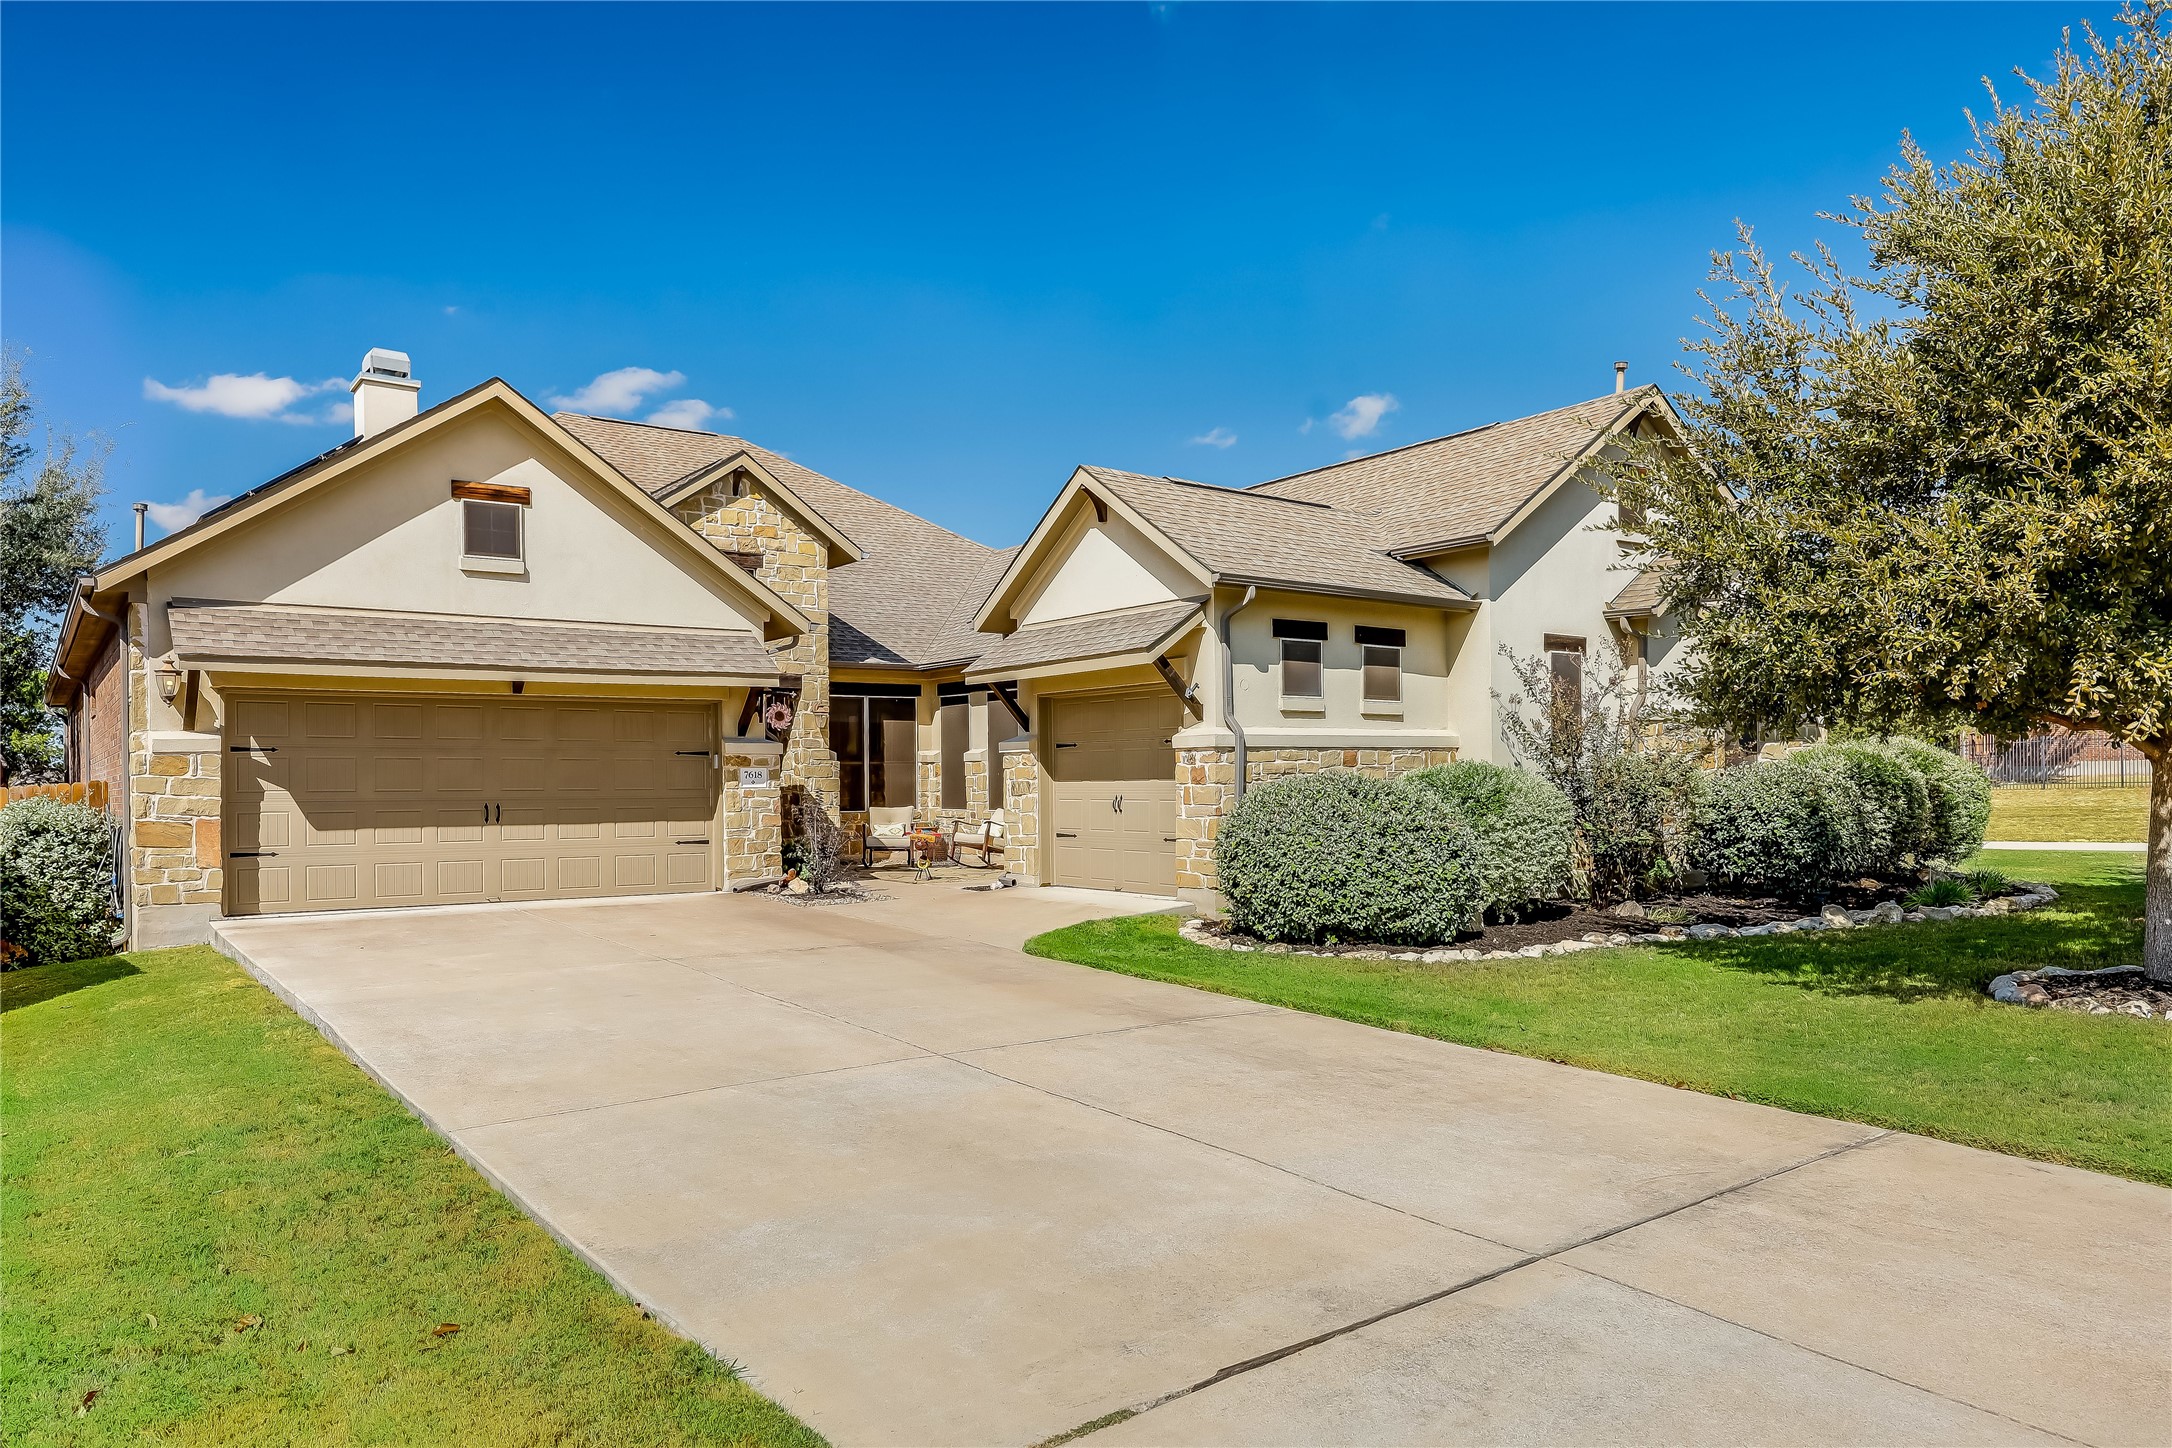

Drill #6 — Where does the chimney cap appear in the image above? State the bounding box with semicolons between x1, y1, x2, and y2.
359;347;413;382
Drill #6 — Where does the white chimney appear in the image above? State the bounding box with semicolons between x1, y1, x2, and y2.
1614;361;1628;394
351;348;420;438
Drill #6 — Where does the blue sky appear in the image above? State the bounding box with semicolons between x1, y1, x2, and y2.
3;1;2109;556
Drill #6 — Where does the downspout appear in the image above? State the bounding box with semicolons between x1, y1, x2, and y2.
1219;585;1258;801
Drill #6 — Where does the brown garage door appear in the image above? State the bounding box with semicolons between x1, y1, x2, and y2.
1048;690;1178;894
225;691;718;915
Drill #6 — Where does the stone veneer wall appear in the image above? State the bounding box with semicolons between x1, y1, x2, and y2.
999;744;1039;880
1174;745;1458;897
675;481;840;813
719;744;784;882
124;605;223;923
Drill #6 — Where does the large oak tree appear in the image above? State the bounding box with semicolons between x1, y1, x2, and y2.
1617;5;2172;979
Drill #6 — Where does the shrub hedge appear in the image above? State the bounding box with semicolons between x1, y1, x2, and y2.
0;797;121;969
1404;761;1574;920
1213;771;1484;945
1691;736;1990;888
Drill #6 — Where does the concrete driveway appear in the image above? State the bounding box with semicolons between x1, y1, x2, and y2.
214;884;2171;1448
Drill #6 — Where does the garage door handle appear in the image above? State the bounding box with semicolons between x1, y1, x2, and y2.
228;851;278;858
675;838;709;845
1055;831;1078;839
675;750;711;757
230;745;275;752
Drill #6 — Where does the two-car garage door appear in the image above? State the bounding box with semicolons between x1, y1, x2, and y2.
225;691;718;915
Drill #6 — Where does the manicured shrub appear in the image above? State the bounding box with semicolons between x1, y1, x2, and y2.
1794;742;1931;876
1213;771;1484;945
1689;755;1852;887
1876;737;1993;863
0;797;121;969
1405;761;1574;920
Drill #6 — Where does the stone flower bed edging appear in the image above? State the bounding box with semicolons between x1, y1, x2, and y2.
1177;885;2062;965
1988;965;2172;1021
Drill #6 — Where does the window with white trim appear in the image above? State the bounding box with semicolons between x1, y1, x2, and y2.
462;499;523;562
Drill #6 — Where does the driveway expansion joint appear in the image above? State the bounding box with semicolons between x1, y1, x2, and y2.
1081;1128;1902;1439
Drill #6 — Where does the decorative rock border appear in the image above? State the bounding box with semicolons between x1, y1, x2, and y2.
1988;965;2172;1020
1176;885;2061;963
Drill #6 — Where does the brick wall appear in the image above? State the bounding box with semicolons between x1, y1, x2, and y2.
76;630;127;817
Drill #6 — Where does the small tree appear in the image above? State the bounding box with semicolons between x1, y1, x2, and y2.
790;788;848;893
1;351;108;782
1613;6;2172;979
1497;645;1702;902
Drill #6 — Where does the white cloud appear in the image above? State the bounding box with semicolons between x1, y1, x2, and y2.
1330;392;1399;440
647;398;732;430
1189;426;1236;449
552;366;685;414
1299;417;1315;435
143;372;344;422
145;489;231;533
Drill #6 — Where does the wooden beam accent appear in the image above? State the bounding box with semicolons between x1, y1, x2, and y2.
1152;655;1202;720
991;682;1030;731
451;481;533;506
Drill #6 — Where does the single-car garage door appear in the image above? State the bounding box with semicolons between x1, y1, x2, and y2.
225;691;718;915
1048;689;1178;894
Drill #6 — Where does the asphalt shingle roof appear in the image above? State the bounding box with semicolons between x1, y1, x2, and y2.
1604;563;1668;617
1076;467;1472;607
167;600;779;678
555;413;1012;669
965;599;1205;677
1250;387;1659;554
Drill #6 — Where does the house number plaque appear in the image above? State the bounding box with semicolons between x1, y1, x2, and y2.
738;767;772;789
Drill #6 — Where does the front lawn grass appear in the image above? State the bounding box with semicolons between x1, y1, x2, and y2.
1;945;823;1447
1028;850;2170;1186
1988;785;2149;842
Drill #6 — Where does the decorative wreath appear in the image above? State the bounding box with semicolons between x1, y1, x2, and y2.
762;695;797;735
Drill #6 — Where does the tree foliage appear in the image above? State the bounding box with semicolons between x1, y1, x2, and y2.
1611;5;2172;976
0;352;108;782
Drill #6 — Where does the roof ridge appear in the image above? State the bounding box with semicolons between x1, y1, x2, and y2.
1249;385;1657;493
553;410;742;441
1086;464;1338;512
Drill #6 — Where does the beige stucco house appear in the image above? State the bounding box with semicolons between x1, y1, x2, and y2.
50;348;1677;944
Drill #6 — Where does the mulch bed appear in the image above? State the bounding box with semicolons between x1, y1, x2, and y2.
1420;878;1939;952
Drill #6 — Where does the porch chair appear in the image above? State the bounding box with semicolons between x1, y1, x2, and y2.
950;810;1008;870
862;807;917;868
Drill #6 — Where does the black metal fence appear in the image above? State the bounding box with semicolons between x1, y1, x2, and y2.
1960;731;2150;787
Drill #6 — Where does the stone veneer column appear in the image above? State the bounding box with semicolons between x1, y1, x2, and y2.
676;483;840;814
718;741;785;883
998;740;1039;880
1175;744;1459;901
125;605;227;946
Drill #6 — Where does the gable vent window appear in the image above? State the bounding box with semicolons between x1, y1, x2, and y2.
1273;618;1326;700
462;499;523;565
1357;625;1406;704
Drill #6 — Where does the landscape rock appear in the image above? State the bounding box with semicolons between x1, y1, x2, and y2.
1609;901;1648;920
1980;896;2014;916
1686;923;1736;941
1820;906;1855;929
1871;901;1906;924
1920;906;1955;922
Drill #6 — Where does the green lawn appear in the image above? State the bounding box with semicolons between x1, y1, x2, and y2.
1028;850;2171;1186
1987;786;2149;842
1;946;822;1448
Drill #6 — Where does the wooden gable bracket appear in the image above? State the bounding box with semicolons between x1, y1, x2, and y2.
991;681;1030;731
1153;655;1202;721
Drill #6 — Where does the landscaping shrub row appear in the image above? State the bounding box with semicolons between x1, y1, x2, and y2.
0;796;121;969
1213;740;1990;946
